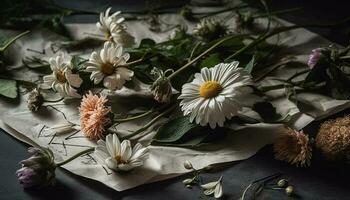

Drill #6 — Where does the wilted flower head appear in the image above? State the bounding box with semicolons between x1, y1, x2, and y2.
16;147;56;188
94;134;149;172
150;68;173;103
27;88;44;112
79;91;112;141
273;128;312;167
316;116;350;161
97;8;135;47
235;11;254;32
193;18;228;41
43;53;83;98
307;48;325;69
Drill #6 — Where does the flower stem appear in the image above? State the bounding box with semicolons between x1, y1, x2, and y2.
252;7;303;19
340;55;350;60
225;17;350;61
114;109;155;123
168;34;241;80
286;69;309;82
0;30;30;52
121;104;177;140
198;5;249;19
56;147;94;167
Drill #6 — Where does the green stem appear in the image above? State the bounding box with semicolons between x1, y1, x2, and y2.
340;55;350;59
114;109;155;123
198;5;249;19
259;80;303;92
168;34;240;80
0;30;30;52
56;147;94;167
287;69;309;81
253;7;303;19
121;104;177;140
225;17;350;61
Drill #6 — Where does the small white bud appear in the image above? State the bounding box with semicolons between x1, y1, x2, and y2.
183;160;193;170
285;186;294;196
183;178;193;185
277;179;288;187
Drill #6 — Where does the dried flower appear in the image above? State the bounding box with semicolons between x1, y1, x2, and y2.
79;91;112;141
97;8;135;47
285;186;294;196
43;53;83;98
315;116;350;161
193;18;228;41
27;88;44;112
307;48;325;69
94;134;149;171
16;147;56;188
273;128;312;167
150;68;173;103
201;176;223;199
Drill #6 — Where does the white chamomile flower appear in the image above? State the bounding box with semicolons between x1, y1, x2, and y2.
85;41;133;90
110;22;135;48
97;7;135;47
94;134;149;172
178;61;251;129
43;54;83;98
201;176;223;199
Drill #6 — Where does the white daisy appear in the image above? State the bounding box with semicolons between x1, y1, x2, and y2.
97;7;135;47
178;61;251;129
201;176;223;199
43;54;83;98
94;134;149;172
85;41;133;90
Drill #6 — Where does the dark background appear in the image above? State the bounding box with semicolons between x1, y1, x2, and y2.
1;0;350;199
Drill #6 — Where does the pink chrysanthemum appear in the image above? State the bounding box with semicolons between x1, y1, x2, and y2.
273;128;312;167
79;91;111;141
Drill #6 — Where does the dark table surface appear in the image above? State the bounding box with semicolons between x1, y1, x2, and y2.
1;0;350;199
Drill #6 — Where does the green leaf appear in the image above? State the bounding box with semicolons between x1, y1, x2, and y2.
0;79;17;98
138;38;156;48
200;53;221;69
153;116;198;143
244;55;255;74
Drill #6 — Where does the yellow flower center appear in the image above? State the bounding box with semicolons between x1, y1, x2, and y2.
115;155;128;164
105;31;111;41
56;70;66;83
101;62;115;75
199;81;222;98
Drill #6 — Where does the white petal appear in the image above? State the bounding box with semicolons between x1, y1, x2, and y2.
120;140;132;161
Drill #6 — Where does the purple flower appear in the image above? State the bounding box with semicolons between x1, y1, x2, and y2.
16;147;56;189
307;48;324;69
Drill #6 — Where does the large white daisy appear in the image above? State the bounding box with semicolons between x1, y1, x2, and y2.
85;41;134;90
97;7;135;47
43;54;83;98
178;61;251;129
94;134;149;172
